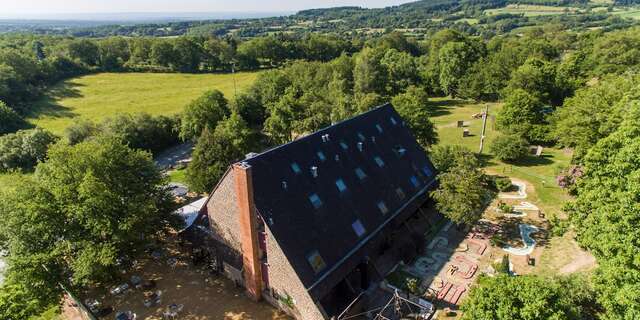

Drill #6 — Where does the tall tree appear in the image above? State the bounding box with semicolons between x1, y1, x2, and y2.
391;86;438;148
0;136;178;316
186;113;256;193
496;89;546;143
430;149;489;226
180;89;230;141
568;102;640;319
353;47;387;96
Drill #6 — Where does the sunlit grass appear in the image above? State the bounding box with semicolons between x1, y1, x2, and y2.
430;97;572;216
27;72;259;134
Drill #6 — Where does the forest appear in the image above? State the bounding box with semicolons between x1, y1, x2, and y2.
0;0;640;319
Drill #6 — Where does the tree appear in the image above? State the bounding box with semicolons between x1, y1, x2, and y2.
100;113;181;155
568;103;640;319
505;57;563;106
430;156;489;226
97;37;130;70
186;114;256;193
462;275;598;320
0;136;178;316
150;41;176;67
429;145;479;173
180;89;230;141
496;89;545;142
550;75;637;158
0;101;26;135
172;37;202;72
67;39;100;66
0;128;58;172
490;134;529;162
353;47;387;96
438;41;480;97
391;86;438;148
380;49;418;95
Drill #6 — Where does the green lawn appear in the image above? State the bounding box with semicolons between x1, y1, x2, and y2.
430;97;572;216
167;168;188;184
27;72;259;134
612;7;640;19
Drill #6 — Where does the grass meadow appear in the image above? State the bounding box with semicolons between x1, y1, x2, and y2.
26;72;258;134
429;97;572;216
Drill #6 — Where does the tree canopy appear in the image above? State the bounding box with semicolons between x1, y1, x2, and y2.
462;274;597;320
186;113;257;193
0;136;179;317
180;89;231;141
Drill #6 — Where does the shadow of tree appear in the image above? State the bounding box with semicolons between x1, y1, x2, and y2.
511;155;554;167
26;81;84;119
428;98;472;118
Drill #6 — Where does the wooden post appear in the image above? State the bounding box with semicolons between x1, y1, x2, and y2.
479;105;489;154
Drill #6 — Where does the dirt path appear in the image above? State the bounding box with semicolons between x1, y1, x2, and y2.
559;248;597;274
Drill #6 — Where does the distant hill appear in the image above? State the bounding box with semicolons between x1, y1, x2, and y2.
0;0;638;37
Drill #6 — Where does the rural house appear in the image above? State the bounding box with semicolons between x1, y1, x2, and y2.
185;104;440;319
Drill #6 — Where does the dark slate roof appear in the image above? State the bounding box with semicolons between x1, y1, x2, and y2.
242;103;437;293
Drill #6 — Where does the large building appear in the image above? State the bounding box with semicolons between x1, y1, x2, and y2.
186;104;440;319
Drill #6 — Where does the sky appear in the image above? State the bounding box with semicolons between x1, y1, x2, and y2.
1;0;416;16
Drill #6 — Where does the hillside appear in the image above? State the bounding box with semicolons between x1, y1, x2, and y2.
2;0;639;37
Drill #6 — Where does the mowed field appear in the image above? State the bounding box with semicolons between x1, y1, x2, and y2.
27;72;258;134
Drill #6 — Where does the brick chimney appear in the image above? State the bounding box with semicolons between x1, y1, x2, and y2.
233;162;263;301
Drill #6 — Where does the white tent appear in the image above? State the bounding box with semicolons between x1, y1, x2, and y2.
175;197;207;231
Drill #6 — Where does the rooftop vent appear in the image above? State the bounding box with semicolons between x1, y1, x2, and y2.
310;166;318;178
245;152;259;159
357;142;364;151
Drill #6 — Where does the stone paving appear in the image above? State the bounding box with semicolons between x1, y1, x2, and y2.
397;220;498;309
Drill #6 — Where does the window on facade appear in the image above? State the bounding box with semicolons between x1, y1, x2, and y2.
352;219;366;237
291;162;301;174
377;201;389;215
374;156;385;168
335;179;347;193
396;187;406;200
306;250;327;274
390;117;398;125
357;132;366;141
422;166;433;177
340;141;349;150
317;151;326;162
376;124;384;133
309;194;323;209
410;176;420;188
355;167;367;180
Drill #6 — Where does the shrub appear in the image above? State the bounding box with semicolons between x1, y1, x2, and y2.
0;129;58;172
493;255;510;274
495;177;513;192
490;134;529;162
406;277;420;295
498;202;514;213
0;101;27;135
